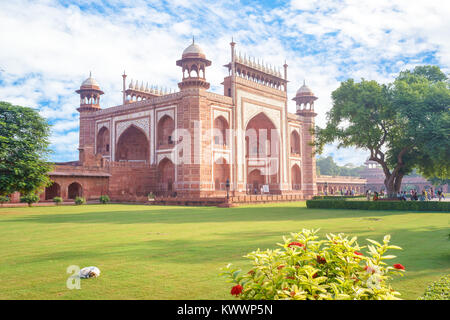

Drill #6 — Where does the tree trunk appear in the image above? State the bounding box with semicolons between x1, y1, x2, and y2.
384;172;404;198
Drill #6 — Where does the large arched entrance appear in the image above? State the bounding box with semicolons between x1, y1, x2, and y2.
68;182;82;199
116;125;149;161
245;112;280;192
157;115;175;147
291;164;301;190
45;182;61;200
214;157;230;190
97;127;110;156
158;158;175;192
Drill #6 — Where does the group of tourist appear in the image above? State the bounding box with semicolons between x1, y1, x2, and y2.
365;188;446;201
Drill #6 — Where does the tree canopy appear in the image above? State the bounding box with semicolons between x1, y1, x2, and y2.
315;65;450;195
0;101;53;196
316;156;365;177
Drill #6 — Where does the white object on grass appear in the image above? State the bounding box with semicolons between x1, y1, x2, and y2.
79;266;101;278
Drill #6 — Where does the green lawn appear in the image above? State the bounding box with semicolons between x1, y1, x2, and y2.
0;202;448;300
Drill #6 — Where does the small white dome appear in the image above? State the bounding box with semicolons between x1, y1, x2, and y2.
81;74;99;88
296;82;313;96
182;42;205;57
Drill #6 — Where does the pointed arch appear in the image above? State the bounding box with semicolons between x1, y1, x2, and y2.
214;157;230;190
291;164;301;190
213;116;229;147
97;126;110;156
116;125;149;161
290;130;300;155
157;115;175;147
45;182;61;200
68;182;82;199
158;157;175;192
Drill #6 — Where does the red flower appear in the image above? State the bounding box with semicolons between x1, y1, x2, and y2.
290;291;296;297
312;273;318;278
247;270;255;275
316;255;326;264
393;263;405;270
286;276;295;280
288;242;304;248
364;265;375;274
277;265;285;270
230;284;243;296
354;251;363;256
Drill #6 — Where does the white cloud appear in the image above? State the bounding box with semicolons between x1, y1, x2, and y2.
0;0;448;166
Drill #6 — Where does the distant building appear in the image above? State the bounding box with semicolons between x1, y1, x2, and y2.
360;159;448;192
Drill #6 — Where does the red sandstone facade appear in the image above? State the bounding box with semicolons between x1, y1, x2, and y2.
39;40;322;203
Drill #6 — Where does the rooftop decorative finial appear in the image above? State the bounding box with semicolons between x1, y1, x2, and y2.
89;71;92;78
303;79;306;86
192;36;195;44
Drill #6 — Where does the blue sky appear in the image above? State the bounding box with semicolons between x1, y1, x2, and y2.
0;0;449;165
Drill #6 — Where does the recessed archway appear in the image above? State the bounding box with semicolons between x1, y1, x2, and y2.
291;164;301;190
158;158;175;192
214;157;230;190
290;130;300;155
97;126;110;156
157;115;175;147
213;116;229;147
245;112;280;189
68;182;82;199
248;169;265;194
116;125;149;161
45;182;61;200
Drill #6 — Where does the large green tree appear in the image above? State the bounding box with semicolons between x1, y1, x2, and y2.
0;101;53;196
315;66;450;196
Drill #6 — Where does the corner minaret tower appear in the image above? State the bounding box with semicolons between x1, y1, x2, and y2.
176;38;211;90
75;72;104;112
75;73;104;165
293;81;318;198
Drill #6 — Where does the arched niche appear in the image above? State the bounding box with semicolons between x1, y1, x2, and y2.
97;126;110;156
214;157;230;190
116;125;149;161
213;116;229;147
68;182;82;199
158;158;175;192
45;182;61;200
291;164;301;190
157;115;175;147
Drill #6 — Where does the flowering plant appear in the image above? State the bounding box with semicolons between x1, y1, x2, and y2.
221;229;405;300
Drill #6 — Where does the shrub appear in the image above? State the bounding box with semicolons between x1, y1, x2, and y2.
74;197;85;205
99;195;110;204
221;229;405;300
419;275;450;300
306;199;450;212
0;195;10;206
53;197;63;205
20;193;40;207
148;192;155;200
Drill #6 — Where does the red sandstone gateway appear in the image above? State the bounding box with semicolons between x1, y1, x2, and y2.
14;40;339;205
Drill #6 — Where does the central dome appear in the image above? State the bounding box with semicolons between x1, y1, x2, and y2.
182;42;206;59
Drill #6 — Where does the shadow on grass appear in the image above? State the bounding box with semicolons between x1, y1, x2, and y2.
9;225;449;271
0;204;433;225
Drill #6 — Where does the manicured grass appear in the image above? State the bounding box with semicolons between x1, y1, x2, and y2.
0;202;448;300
